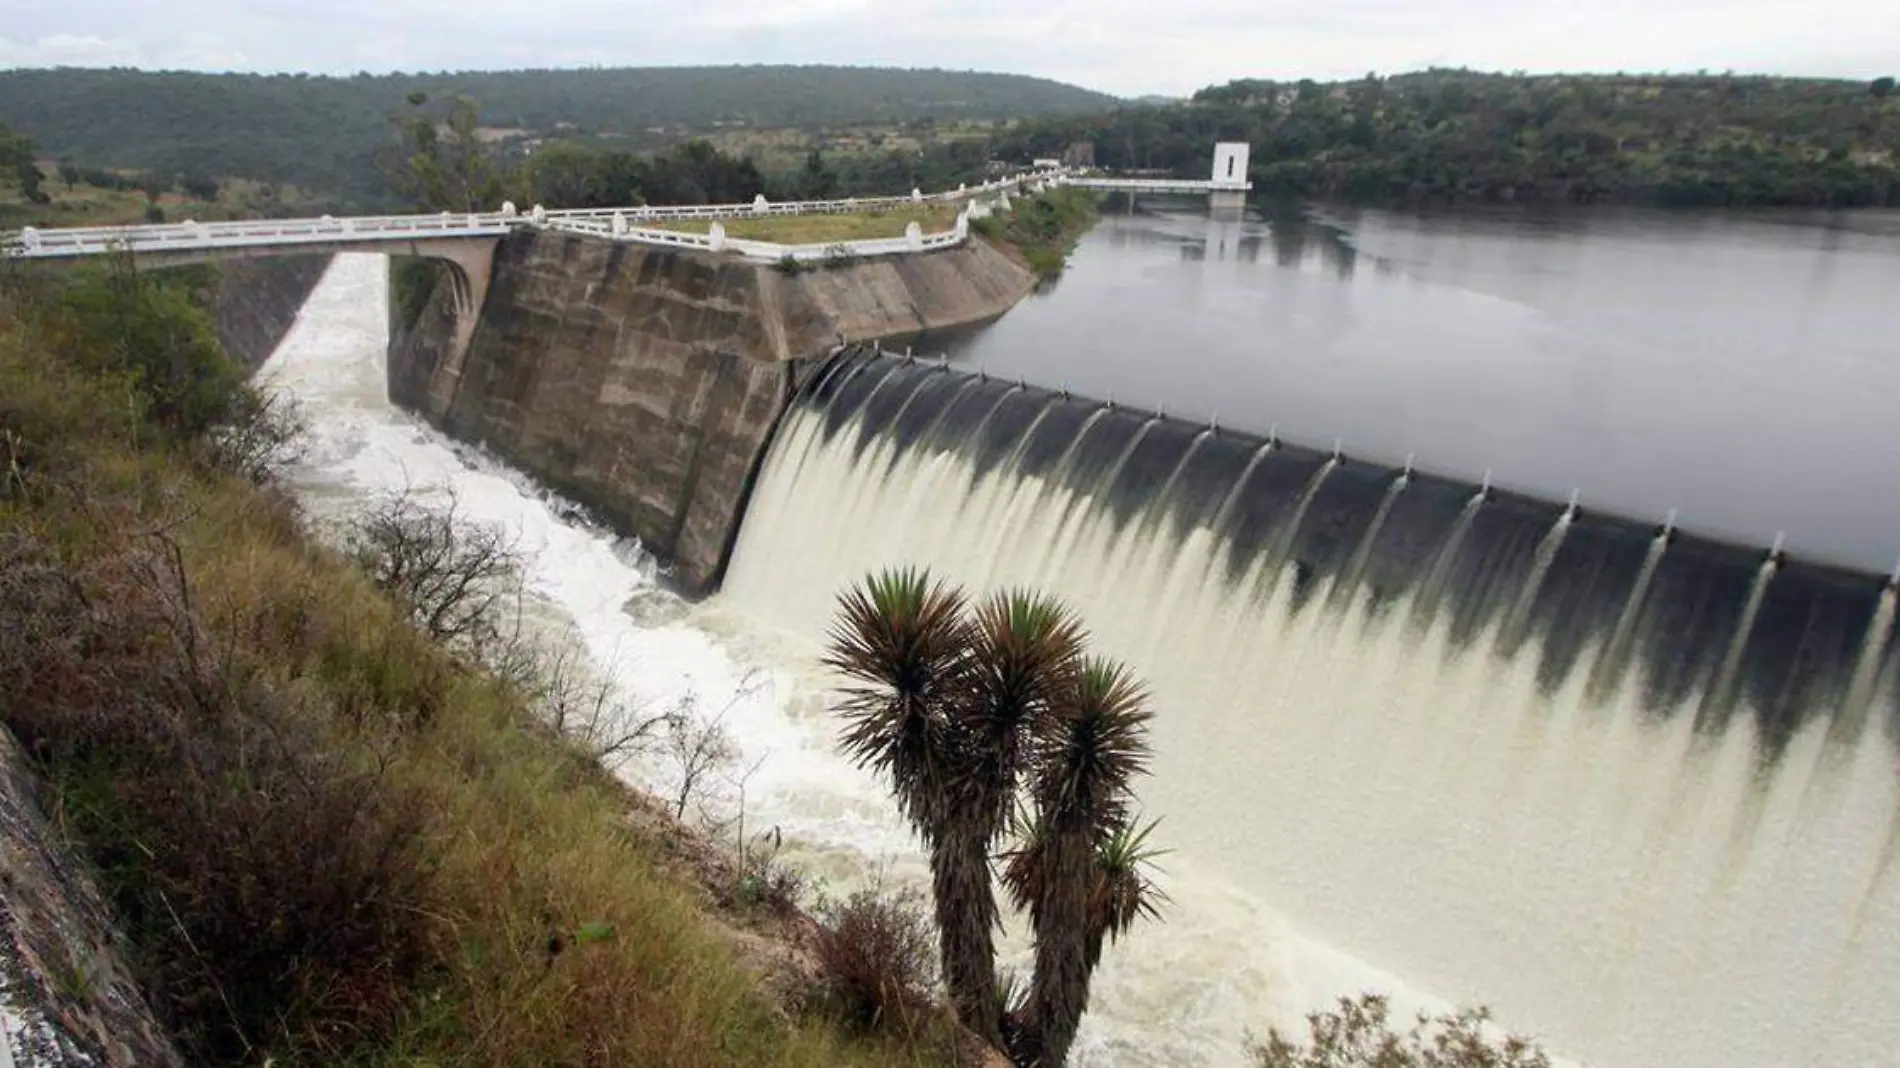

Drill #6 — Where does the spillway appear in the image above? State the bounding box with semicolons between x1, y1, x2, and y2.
723;347;1900;1068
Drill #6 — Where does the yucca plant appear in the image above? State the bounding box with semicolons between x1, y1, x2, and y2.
946;590;1087;1040
826;571;1163;1062
1082;817;1168;973
1003;659;1158;1066
825;569;991;1034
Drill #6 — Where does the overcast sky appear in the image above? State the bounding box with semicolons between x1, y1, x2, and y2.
0;0;1893;97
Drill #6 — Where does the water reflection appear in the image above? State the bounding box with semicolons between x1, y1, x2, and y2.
1117;195;1368;275
936;197;1900;574
1261;202;1360;278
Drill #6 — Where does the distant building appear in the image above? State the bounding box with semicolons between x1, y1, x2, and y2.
1032;158;1063;170
1212;142;1251;187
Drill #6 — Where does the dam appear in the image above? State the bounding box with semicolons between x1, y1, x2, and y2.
720;345;1899;1068
249;198;1900;1066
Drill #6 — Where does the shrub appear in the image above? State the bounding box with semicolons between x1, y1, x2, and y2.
775;253;806;274
659;690;741;820
200;385;307;484
733;827;806;915
347;488;520;653
45;256;242;441
811;884;939;1036
969;189;1099;281
0;530;433;1063
516;639;670;767
388;257;446;339
1253;994;1552;1068
1024;247;1066;278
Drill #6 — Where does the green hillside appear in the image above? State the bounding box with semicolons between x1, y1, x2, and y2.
0;65;1119;200
995;69;1900;207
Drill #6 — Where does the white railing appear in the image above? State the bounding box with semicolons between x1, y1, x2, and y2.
6;210;516;258
541;170;1062;224
1062;175;1253;192
552;210;972;263
2;166;1063;262
548;195;916;223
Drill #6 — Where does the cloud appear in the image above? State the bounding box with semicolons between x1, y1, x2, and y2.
0;33;146;68
0;0;1893;95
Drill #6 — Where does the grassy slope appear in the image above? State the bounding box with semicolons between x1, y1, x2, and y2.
2;172;316;230
971;188;1102;278
0;267;951;1067
652;203;962;242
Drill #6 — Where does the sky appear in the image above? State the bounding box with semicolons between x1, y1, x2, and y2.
0;0;1894;97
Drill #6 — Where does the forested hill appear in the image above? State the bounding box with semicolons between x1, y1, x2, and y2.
995;69;1900;207
0;65;1119;199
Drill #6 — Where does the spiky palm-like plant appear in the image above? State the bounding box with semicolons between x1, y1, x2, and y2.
932;589;1086;1042
1082;817;1167;973
827;574;1161;1060
958;590;1088;832
1004;659;1158;1067
825;568;969;829
825;569;991;1032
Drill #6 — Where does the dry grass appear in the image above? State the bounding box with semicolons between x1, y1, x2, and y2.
1253;995;1552;1068
811;884;941;1037
652;203;962;244
0;266;958;1067
2;182;214;229
2;174;313;230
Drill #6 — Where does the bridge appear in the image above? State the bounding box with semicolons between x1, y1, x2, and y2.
1;170;1059;379
0;170;1049;266
1061;143;1253;200
1;143;1248;398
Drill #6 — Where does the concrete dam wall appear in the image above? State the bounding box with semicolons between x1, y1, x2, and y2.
385;230;1035;593
213;254;334;369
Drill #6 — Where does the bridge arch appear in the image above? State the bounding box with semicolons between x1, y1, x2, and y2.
104;237;500;407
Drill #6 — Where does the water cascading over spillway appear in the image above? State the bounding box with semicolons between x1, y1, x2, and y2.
724;348;1900;1068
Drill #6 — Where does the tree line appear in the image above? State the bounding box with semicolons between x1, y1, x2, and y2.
0;65;1116;201
993;69;1900;207
17;67;1898;213
391;92;1007;212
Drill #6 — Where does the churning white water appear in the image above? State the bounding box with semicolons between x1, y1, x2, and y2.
263;254;1425;1065
262;254;1900;1068
722;373;1900;1068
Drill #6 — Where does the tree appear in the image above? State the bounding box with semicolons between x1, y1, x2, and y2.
1874;76;1896;100
57;157;78;191
0;122;49;203
388;92;507;212
52;256;241;440
800;148;838;200
828;571;991;1036
518;140;606;208
1003;659;1158;1066
950;589;1087;1050
177;171;221;201
644;138;766;205
825;569;1163;1063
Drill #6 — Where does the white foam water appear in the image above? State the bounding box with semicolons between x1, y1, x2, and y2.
262;253;1900;1068
721;391;1900;1068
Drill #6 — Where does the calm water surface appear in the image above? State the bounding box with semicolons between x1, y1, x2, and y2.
941;199;1900;574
